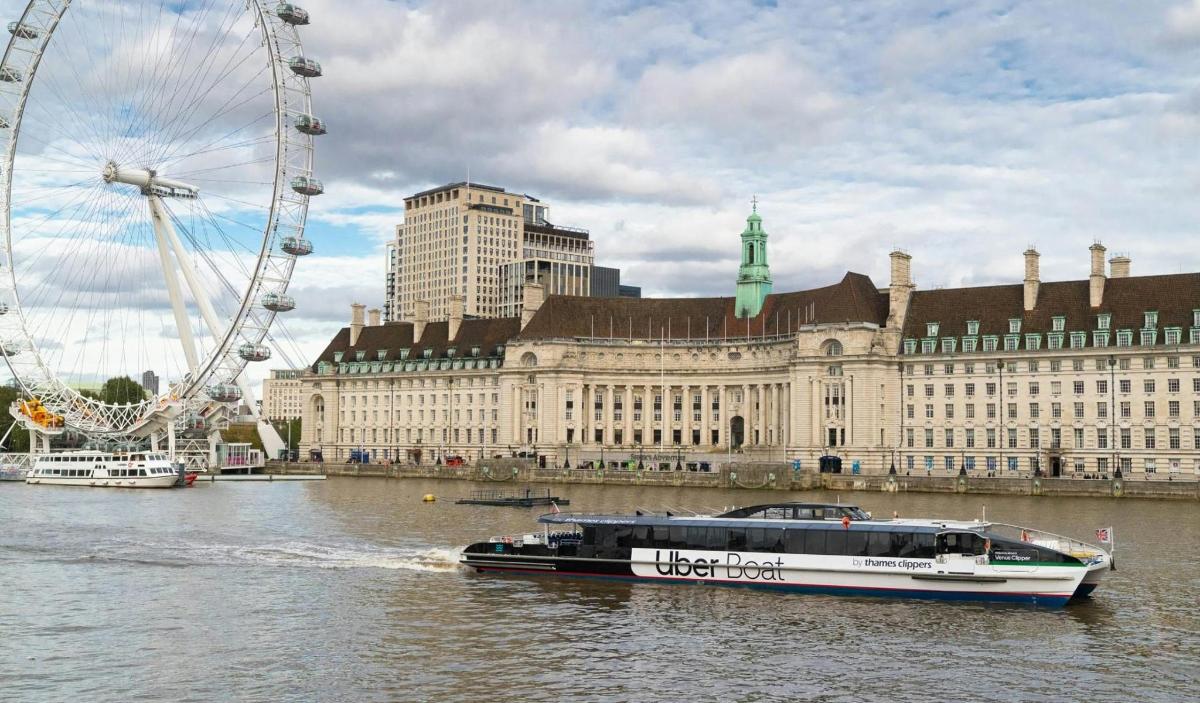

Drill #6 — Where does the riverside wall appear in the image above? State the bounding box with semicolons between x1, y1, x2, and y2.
269;461;1200;501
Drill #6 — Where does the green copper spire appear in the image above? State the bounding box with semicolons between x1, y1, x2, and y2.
735;197;772;319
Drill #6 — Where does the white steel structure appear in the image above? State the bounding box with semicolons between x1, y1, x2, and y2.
0;1;323;441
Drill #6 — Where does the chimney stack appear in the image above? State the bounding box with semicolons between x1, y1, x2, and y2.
1109;255;1131;279
1089;242;1106;308
368;308;381;326
520;282;545;330
1023;247;1040;312
349;303;366;346
412;300;430;342
448;295;465;340
886;250;915;330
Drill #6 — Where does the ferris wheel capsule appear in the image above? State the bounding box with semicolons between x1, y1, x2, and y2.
288;56;321;78
294;113;326;135
275;4;310;26
7;22;38;39
1;340;21;356
207;384;242;403
0;67;22;82
0;302;8;314
238;343;271;362
262;292;296;312
280;236;313;256
0;116;8;129
290;176;323;196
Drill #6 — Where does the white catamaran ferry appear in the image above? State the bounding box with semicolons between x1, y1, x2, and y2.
461;502;1112;607
25;451;179;488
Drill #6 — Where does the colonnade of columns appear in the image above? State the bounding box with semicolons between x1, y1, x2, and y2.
559;382;791;449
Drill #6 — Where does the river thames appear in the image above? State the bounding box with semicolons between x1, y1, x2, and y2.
1;478;1196;702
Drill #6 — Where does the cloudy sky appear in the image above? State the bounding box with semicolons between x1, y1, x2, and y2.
4;0;1200;397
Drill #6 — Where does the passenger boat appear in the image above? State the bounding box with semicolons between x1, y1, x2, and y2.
461;502;1111;607
25;451;181;488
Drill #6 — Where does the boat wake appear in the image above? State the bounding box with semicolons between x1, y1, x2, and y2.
5;538;465;574
182;541;466;573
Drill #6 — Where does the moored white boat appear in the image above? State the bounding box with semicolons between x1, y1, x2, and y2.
25;451;180;488
461;502;1111;607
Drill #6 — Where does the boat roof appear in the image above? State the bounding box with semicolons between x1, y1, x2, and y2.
538;512;992;533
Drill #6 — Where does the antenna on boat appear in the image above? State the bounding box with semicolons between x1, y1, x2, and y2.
982;504;987;522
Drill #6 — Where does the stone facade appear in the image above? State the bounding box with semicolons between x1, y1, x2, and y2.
303;234;1200;478
262;368;305;421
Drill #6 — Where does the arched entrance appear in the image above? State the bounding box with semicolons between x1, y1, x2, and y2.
730;416;745;449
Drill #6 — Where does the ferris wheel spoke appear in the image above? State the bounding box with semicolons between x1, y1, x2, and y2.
126;0;250;166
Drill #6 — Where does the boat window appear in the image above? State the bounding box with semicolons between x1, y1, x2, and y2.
760;507;791;520
825;530;847;555
891;532;915;558
937;532;987;556
669;526;687;548
685;526;707;549
846;530;869;556
784;529;804;553
802;529;825;554
811;508;826;520
651;525;670;547
139;469;147;476
795;508;815;519
727;528;747;551
752;528;785;553
705;528;727;550
867;532;891;557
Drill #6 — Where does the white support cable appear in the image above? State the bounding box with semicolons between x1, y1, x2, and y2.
148;194;200;373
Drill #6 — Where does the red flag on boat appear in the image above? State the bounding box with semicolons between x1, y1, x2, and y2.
1096;527;1112;544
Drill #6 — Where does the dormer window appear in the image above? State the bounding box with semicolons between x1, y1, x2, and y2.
446;347;457;358
471;346;480;357
355;351;366;361
1116;330;1133;347
1047;333;1063;350
1008;318;1021;334
1070;331;1086;349
1193;309;1200;327
940;338;956;354
903;339;917;354
1004;335;1019;351
921;339;935;354
966;320;980;336
376;350;387;360
1165;328;1182;345
398;348;410;360
1144;311;1158;329
1097;313;1111;330
1093;331;1110;347
422;348;433;359
982;336;998;353
332;351;344;363
1140;329;1156;346
1051;316;1065;332
1025;333;1041;351
926;322;940;337
962;337;977;353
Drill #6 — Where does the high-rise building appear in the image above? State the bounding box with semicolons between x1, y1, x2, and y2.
499;222;595;318
141;370;159;395
262;368;304;421
391;182;544;321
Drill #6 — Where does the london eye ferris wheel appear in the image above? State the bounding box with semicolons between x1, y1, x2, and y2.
0;0;323;440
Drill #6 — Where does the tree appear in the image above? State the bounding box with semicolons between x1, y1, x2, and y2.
100;376;146;405
0;385;29;452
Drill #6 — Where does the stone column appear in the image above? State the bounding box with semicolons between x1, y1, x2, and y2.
682;385;692;447
644;383;654;448
701;385;711;446
811;378;821;446
628;383;638;443
718;385;728;448
742;383;751;445
846;376;854;447
771;383;780;446
759;384;768;446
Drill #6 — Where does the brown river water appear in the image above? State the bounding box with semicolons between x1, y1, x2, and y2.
0;478;1196;702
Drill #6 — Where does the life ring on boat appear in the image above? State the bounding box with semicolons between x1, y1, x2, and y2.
841;516;851;529
503;536;513;544
1020;530;1030;542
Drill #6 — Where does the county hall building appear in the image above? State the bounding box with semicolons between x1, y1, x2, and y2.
298;207;1200;478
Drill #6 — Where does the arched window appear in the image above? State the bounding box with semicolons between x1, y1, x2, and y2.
747;243;755;264
823;339;843;356
520;352;538;368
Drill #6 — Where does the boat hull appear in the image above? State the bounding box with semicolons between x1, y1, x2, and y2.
25;474;178;488
461;550;1087;607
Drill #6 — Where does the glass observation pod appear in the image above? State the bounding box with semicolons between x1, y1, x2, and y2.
280;236;313;256
288;57;322;78
0;116;8;129
207;384;242;403
294;114;326;135
0;67;22;83
262;292;296;312
290;176;323;196
0;302;8;314
7;22;38;39
276;3;310;25
1;341;20;356
238;343;272;362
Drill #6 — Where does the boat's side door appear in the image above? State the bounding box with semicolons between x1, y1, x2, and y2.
935;531;983;575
